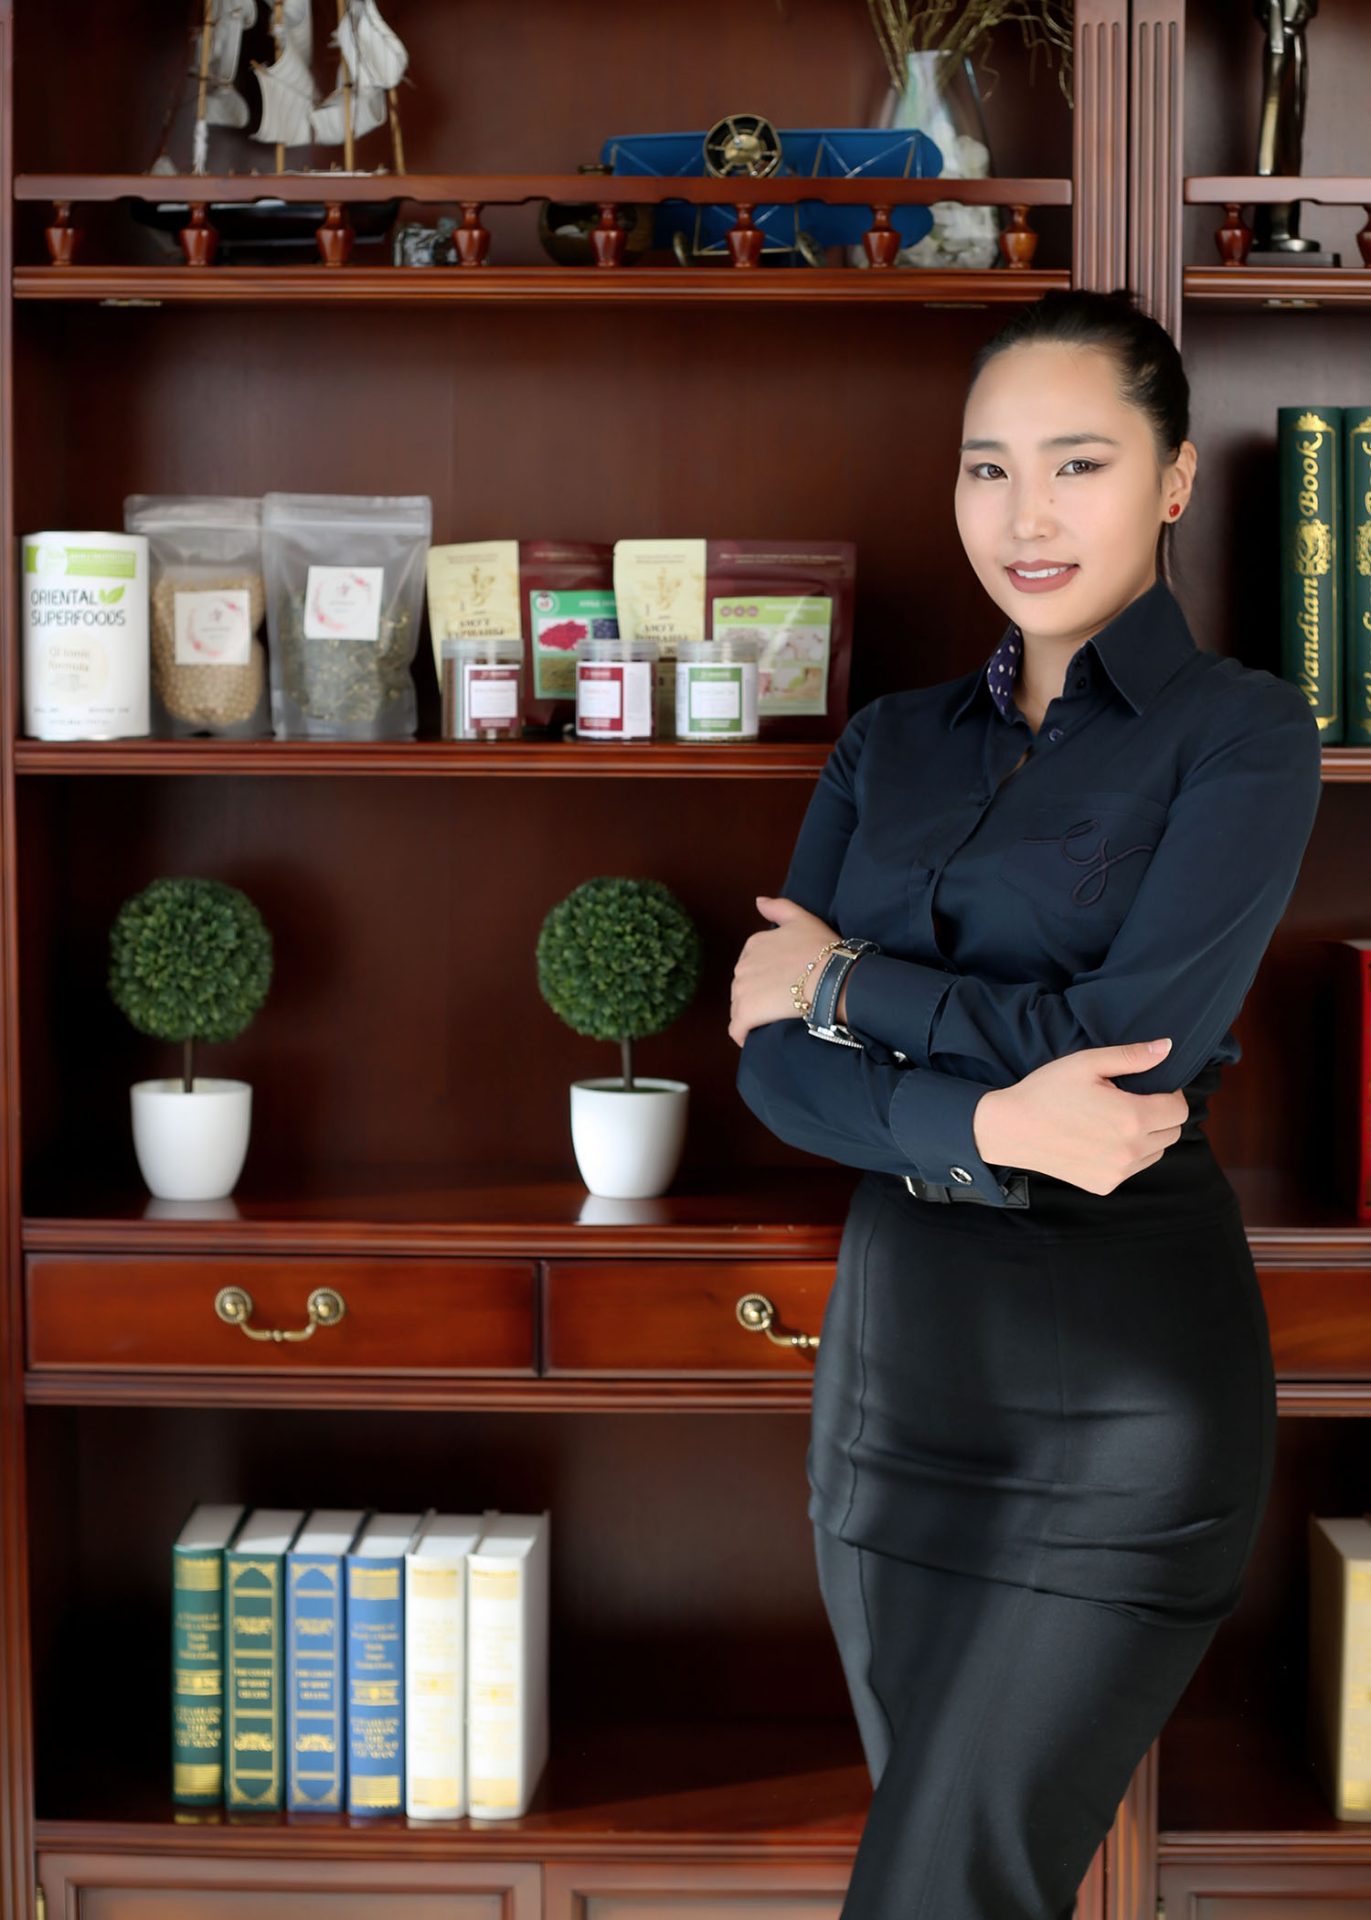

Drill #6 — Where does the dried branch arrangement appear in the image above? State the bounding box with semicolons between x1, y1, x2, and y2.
863;0;1074;105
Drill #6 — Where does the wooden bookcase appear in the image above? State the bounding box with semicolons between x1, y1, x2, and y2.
1;2;1368;1917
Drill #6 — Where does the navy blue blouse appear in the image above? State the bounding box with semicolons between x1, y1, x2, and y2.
736;575;1323;1205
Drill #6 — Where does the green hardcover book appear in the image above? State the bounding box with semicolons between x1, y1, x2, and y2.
1344;408;1371;746
1279;404;1343;742
172;1503;246;1805
226;1509;305;1811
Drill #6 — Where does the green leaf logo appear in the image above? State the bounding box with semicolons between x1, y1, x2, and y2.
98;585;125;605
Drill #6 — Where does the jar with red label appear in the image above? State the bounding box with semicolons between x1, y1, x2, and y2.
441;636;525;740
575;634;658;741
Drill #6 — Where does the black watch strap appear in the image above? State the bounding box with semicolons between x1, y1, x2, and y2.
806;939;880;1041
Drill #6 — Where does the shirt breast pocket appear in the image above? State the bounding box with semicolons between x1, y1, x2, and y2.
998;789;1169;938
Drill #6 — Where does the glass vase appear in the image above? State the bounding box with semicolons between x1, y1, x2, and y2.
850;49;1003;271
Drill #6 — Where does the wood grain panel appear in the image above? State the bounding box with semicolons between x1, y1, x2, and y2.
26;1256;536;1374
544;1261;831;1375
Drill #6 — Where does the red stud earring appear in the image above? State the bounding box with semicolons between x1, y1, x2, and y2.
1169;504;1181;517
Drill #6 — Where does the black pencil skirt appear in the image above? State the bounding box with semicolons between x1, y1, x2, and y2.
807;1136;1276;1920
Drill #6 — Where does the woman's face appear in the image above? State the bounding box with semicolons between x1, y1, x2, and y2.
954;340;1196;643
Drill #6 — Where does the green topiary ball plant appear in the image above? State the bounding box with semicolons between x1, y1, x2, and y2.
109;876;274;1093
536;877;701;1090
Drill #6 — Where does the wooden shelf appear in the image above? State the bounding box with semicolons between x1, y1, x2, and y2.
19;1164;864;1259
12;1161;1371;1258
14;171;1076;208
11;265;1071;308
14;740;1366;778
11;738;833;778
1184;267;1371;307
32;1716;870;1858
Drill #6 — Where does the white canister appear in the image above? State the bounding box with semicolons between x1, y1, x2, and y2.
674;636;759;741
22;530;150;740
575;635;658;740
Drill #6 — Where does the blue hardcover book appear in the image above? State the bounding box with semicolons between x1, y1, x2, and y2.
286;1510;365;1811
346;1512;423;1815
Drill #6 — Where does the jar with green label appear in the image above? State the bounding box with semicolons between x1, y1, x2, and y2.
442;635;525;740
674;636;759;742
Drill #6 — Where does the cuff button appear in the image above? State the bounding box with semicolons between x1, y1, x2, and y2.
949;1166;974;1184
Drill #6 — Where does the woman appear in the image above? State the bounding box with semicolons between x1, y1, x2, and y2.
731;287;1322;1920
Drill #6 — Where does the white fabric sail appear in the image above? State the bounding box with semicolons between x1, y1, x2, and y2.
197;0;258;86
203;80;251;127
279;0;313;66
335;0;408;91
310;71;388;145
250;41;318;146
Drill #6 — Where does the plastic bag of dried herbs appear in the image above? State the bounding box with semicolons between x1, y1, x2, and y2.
123;494;271;740
262;492;433;740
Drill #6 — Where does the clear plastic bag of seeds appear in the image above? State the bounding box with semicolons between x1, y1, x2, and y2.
123;494;271;740
262;492;432;740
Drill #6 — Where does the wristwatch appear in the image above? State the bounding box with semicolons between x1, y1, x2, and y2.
805;938;881;1048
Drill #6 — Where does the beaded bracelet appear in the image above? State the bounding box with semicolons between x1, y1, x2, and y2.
791;940;843;1017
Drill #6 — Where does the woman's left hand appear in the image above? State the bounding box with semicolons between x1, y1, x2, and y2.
728;895;840;1048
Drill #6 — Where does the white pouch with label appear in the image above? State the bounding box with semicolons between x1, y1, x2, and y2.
123;494;270;740
262;492;432;740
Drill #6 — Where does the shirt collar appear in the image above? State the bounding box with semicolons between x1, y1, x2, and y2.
949;574;1198;728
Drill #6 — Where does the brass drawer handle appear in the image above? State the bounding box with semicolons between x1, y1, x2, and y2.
736;1291;819;1352
214;1284;347;1344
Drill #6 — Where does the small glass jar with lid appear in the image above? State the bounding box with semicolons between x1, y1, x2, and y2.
575;633;658;740
674;635;759;742
441;636;525;740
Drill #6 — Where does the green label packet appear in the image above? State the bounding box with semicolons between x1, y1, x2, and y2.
710;595;831;716
529;589;619;699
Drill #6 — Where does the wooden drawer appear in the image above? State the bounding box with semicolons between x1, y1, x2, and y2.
1158;1859;1371;1914
26;1255;536;1375
544;1860;851;1919
1262;1267;1371;1378
38;1852;540;1917
543;1260;831;1375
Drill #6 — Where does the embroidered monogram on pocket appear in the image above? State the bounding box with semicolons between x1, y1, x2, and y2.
998;792;1167;925
1019;814;1156;907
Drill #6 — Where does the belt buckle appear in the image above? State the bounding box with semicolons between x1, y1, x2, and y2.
904;1174;951;1203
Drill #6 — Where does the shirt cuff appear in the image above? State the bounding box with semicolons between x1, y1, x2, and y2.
887;1067;1012;1204
842;951;952;1068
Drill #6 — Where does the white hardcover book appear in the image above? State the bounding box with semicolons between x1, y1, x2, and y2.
1309;1515;1371;1819
403;1512;492;1818
466;1511;550;1819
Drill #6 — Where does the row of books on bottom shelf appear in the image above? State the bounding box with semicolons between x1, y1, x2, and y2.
173;1505;549;1820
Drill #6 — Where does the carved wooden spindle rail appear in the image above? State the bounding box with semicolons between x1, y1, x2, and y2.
35;177;1058;272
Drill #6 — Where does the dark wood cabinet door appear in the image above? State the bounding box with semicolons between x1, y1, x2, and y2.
38;1851;541;1917
1158;1861;1371;1915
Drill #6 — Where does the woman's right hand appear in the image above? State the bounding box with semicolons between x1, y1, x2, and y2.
972;1037;1190;1196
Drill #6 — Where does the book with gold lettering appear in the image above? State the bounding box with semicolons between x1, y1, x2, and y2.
467;1511;550;1820
346;1511;423;1815
1308;1515;1371;1819
404;1511;496;1819
226;1509;305;1811
286;1510;365;1812
1344;408;1371;746
172;1503;246;1806
1280;405;1343;742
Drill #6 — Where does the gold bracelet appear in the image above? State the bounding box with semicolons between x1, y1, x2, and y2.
791;940;842;1017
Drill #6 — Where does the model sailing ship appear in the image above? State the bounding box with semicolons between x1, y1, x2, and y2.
152;0;408;176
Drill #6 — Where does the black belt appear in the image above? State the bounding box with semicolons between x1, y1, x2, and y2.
902;1171;1032;1208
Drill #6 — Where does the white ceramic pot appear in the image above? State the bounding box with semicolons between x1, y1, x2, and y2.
570;1077;689;1199
130;1077;253;1201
